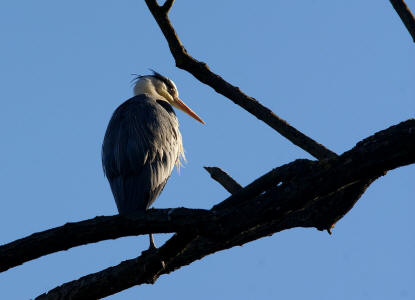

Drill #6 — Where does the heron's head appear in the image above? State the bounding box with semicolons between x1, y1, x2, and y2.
133;70;204;124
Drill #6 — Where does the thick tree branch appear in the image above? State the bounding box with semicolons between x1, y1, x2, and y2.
34;119;415;300
390;0;415;42
0;208;213;273
3;157;312;275
1;159;312;274
151;181;378;274
144;0;337;160
3;158;316;275
35;249;166;300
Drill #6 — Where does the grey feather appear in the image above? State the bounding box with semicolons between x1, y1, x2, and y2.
102;93;183;213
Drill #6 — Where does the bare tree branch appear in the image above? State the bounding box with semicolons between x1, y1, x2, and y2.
1;158;314;274
4;2;412;299
212;159;314;211
34;119;415;300
144;0;337;160
2;159;312;275
145;180;379;275
204;166;242;194
35;249;166;300
0;208;214;273
390;0;415;42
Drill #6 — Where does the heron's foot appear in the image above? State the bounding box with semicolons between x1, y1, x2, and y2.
148;233;157;249
149;240;157;250
141;233;158;255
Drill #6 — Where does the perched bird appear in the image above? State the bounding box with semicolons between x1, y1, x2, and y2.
102;71;204;249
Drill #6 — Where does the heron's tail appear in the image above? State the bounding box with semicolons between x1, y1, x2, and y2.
109;176;148;213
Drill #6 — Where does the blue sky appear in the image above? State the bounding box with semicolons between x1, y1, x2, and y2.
0;1;414;299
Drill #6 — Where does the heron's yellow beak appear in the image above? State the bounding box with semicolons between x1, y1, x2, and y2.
172;97;205;124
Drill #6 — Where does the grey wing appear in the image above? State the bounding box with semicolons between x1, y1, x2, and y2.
102;95;182;213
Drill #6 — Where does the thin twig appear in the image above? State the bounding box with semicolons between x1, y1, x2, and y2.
161;0;175;14
144;0;337;160
390;0;415;42
204;166;242;194
212;159;314;211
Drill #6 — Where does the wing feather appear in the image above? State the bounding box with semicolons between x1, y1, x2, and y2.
102;94;182;213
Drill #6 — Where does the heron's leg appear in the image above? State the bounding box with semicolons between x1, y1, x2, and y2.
148;233;156;249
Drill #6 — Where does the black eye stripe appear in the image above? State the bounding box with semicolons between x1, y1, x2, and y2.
149;70;175;91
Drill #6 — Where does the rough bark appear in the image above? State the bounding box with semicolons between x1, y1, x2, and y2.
0;208;213;273
32;119;415;300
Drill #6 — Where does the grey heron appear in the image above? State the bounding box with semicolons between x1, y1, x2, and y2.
102;71;204;249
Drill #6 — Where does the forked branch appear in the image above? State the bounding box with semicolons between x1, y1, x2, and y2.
144;0;337;160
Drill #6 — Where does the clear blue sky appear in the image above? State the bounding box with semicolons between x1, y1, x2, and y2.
0;1;414;299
